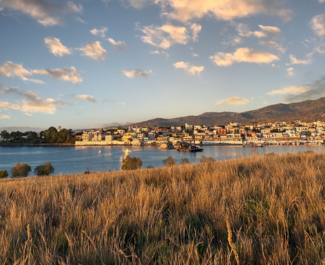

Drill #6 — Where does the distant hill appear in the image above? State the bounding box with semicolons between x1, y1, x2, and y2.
0;127;46;133
129;98;325;127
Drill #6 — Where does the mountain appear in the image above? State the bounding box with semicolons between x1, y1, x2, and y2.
129;98;325;127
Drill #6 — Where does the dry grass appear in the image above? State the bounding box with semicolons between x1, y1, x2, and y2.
1;152;325;264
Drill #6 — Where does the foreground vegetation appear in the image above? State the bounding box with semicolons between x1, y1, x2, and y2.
1;152;325;264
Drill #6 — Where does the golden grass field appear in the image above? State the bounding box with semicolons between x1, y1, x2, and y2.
1;152;325;264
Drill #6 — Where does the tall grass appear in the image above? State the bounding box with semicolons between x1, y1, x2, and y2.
1;152;325;264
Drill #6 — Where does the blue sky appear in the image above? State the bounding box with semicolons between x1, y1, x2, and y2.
0;0;325;129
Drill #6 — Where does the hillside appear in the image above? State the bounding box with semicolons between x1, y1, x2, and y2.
1;152;325;264
130;97;325;127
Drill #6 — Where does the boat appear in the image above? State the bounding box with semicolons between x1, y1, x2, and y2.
159;142;174;150
176;141;203;152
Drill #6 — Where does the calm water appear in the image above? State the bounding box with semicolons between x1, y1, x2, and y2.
0;145;324;176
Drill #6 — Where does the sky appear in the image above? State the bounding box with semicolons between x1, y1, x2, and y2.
0;0;325;129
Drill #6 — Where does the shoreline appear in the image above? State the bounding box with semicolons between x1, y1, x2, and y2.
0;143;75;147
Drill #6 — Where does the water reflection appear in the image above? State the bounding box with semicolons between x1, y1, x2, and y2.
0;145;322;175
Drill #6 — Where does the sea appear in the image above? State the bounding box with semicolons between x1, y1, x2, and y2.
0;145;324;176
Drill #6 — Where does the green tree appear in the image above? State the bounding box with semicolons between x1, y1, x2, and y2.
11;163;32;178
0;170;8;178
200;156;215;163
121;156;143;170
181;158;189;165
0;130;10;140
163;156;177;167
34;162;55;176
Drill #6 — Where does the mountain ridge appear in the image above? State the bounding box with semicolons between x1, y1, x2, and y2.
129;98;325;127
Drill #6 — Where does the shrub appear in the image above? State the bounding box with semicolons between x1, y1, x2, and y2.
147;165;155;169
0;170;8;179
163;156;177;167
121;156;143;170
11;163;31;178
34;162;55;176
200;156;215;163
181;158;190;165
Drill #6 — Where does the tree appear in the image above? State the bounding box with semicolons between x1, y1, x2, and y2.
200;156;215;163
0;130;10;140
121;156;143;170
11;163;31;178
163;156;177;167
181;158;189;165
34;162;55;176
147;165;155;169
0;170;8;179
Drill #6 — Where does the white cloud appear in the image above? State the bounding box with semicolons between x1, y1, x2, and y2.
90;27;108;38
236;23;281;39
44;37;71;57
0;87;66;114
71;95;96;103
173;61;204;76
258;25;281;35
157;0;291;22
0;0;83;26
210;48;279;66
0;115;10;119
122;0;155;9
267;86;310;95
287;67;295;77
0;101;20;110
0;61;44;84
190;23;202;42
138;23;189;49
25;113;32;117
108;38;126;52
222;36;242;46
216;97;250;105
235;23;284;51
192;53;199;57
260;40;285;53
78;42;107;61
121;69;152;78
150;50;169;60
21;91;65;114
75;17;87;24
310;14;325;36
288;55;312;65
319;0;325;3
33;67;82;85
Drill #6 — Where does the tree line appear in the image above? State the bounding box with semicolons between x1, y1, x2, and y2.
0;162;55;179
0;127;75;144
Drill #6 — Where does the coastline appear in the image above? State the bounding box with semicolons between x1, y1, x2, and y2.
0;143;75;147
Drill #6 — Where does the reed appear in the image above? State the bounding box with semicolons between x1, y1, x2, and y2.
1;151;325;264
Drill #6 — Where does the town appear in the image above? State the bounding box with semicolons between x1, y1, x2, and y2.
75;120;325;147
